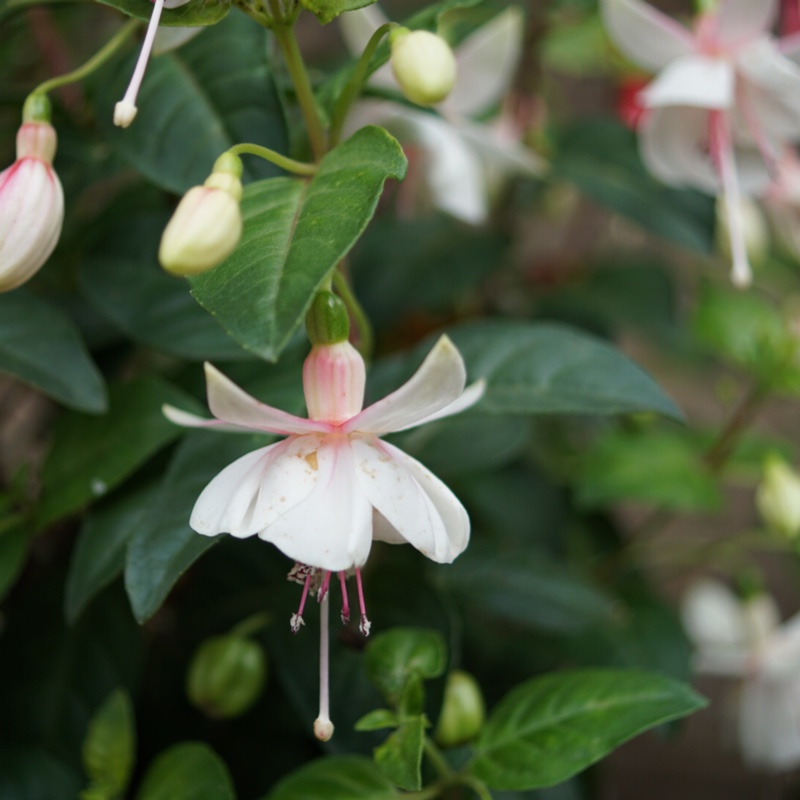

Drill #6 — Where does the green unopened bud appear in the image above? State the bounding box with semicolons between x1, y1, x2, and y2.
305;291;350;345
389;28;456;106
756;455;800;539
187;634;267;719
22;93;52;124
159;154;243;277
434;670;485;747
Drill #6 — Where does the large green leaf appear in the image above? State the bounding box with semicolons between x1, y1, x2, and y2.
0;291;106;413
79;256;248;362
264;756;396;800
38;377;196;527
66;483;158;624
190;126;407;361
124;431;262;623
470;669;706;790
373;715;426;791
96;0;230;25
81;689;136;800
97;14;286;194
136;743;235;800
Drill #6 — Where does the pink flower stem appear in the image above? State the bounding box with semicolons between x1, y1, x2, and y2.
355;568;371;636
338;571;350;624
318;570;332;602
290;574;313;633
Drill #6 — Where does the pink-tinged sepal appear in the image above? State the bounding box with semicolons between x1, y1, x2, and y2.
0;121;64;293
303;342;366;425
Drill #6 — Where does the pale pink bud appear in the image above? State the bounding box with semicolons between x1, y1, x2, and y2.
0;122;64;293
302;341;366;425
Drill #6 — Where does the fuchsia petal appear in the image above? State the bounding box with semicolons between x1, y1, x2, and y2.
737;39;800;125
600;0;695;73
713;0;778;49
162;405;255;433
344;335;467;435
204;363;331;435
258;437;373;571
642;55;733;109
738;677;800;770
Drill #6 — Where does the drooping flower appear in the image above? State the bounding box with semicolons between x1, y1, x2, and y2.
601;0;800;287
164;298;483;739
682;578;800;770
340;5;543;225
114;0;192;127
0;114;64;293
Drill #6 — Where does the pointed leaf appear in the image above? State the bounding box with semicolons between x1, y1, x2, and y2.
190;126;407;361
264;756;395;800
374;715;426;791
135;743;234;800
0;290;106;413
96;0;230;26
470;669;706;790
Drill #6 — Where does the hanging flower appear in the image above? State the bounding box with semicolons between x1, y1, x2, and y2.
601;0;800;287
682;578;800;770
340;5;543;225
0;113;64;293
164;294;483;739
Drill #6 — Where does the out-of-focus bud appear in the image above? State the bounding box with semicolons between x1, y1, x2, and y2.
757;455;800;539
715;195;769;280
434;670;485;747
159;152;243;276
389;28;456;106
0;95;64;293
187;634;267;719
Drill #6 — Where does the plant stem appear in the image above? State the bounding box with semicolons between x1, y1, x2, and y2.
228;143;317;176
33;19;140;96
333;267;374;360
400;786;442;800
329;22;395;147
458;775;493;800
231;610;271;637
423;738;454;781
270;15;327;160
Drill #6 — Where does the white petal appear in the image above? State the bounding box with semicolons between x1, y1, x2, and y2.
760;611;800;679
681;578;748;651
639;106;719;191
600;0;695;73
713;0;778;49
739;676;800;770
190;438;311;537
153;26;203;56
258;437;373;571
345;335;467;435
368;439;470;562
162;404;254;433
737;39;800;126
443;7;524;117
409;379;485;428
204;363;329;436
457;120;544;177
642;55;733;109
351;436;461;562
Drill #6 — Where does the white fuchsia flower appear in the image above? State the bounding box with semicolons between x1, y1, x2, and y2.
114;0;192;127
0;118;64;293
682;578;800;771
340;5;543;225
601;0;800;287
164;324;483;739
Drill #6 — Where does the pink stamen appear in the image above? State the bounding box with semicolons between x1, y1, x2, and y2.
290;573;313;634
318;570;332;602
355;568;371;636
338;571;350;625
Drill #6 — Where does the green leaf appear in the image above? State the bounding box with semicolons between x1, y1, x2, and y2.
374;715;426;791
301;0;374;24
577;427;721;511
265;756;396;800
81;689;136;800
125;431;260;622
135;743;235;800
0;527;30;603
38;377;195;527
553;119;715;253
354;709;399;731
79;257;248;362
365;627;446;706
65;484;158;624
440;549;615;634
97;14;286;194
0;290;106;413
470;669;706;790
190;126;407;361
96;0;230;26
0;747;81;800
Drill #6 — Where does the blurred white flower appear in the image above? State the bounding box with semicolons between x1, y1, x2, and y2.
682;578;800;770
340;5;543;224
602;0;800;287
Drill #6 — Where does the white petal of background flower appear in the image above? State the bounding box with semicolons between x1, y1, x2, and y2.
642;56;733;109
712;0;778;49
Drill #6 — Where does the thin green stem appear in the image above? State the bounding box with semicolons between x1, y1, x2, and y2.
271;19;327;160
423;738;454;781
231;611;271;637
33;20;140;96
400;786;442;800
458;775;493;800
333;268;374;360
329;22;395;147
228;143;317;176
